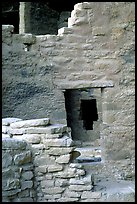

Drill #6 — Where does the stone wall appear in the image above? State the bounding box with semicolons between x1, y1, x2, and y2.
2;117;135;202
2;1;135;193
2;117;104;202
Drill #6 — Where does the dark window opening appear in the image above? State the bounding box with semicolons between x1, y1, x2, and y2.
2;2;19;34
80;99;98;130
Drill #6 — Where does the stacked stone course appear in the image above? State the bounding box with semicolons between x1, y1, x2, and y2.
2;117;103;202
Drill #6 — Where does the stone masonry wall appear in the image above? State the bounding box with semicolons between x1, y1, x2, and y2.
2;2;135;187
2;117;105;202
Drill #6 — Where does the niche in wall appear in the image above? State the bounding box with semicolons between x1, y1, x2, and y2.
80;99;98;130
64;88;101;144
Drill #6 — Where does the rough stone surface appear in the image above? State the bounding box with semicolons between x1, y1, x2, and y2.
2;1;135;202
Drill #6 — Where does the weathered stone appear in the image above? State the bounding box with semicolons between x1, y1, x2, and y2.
48;164;63;173
22;171;33;180
55;154;71;164
42;187;65;194
2;153;13;168
41;180;54;187
47;147;75;156
55;179;69;187
21;180;33;190
69;184;92;191
20;134;41;144
33;155;55;166
44;193;62;200
63;189;81;198
2;137;27;150
69;175;92;185
2;118;22;126
10;118;50;128
14;151;32;165
54;168;76;178
43;135;74;147
35;165;48;173
6;178;20;190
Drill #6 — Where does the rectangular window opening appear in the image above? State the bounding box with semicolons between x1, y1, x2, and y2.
80;99;98;130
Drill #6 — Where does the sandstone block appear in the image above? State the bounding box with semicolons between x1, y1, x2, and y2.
43;136;73;147
42;187;65;194
55;154;71;164
41;180;54;187
10;118;50;129
55;179;69;187
22;171;33;180
35;165;48;173
21;134;41;144
69;174;92;185
21;180;33;190
54;167;76;178
69;184;92;191
47;147;75;156
44;193;61;200
2;118;22;126
14;151;32;165
6;178;20;190
48;164;63;173
63;189;81;198
2;138;27;150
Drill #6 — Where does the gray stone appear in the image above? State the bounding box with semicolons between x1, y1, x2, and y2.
10;118;50;128
2;118;22;126
14;151;32;165
2;137;27;150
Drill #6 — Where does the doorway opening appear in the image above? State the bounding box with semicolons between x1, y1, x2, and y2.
64;88;102;163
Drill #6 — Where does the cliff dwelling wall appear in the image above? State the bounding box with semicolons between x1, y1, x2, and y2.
2;2;135;201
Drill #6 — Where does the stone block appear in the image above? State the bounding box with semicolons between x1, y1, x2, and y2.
69;175;92;185
42;187;65;194
22;171;33;180
2;137;27;150
6;178;20;190
47;147;75;156
41;180;54;187
54;167;76;178
64;190;81;198
48;164;63;173
10;118;50;129
2;153;13;168
43;136;74;147
44;193;61;199
55;154;71;164
21;134;41;144
69;184;92;191
2;118;22;126
35;165;48;173
14;151;32;165
55;179;69;187
21;180;33;190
